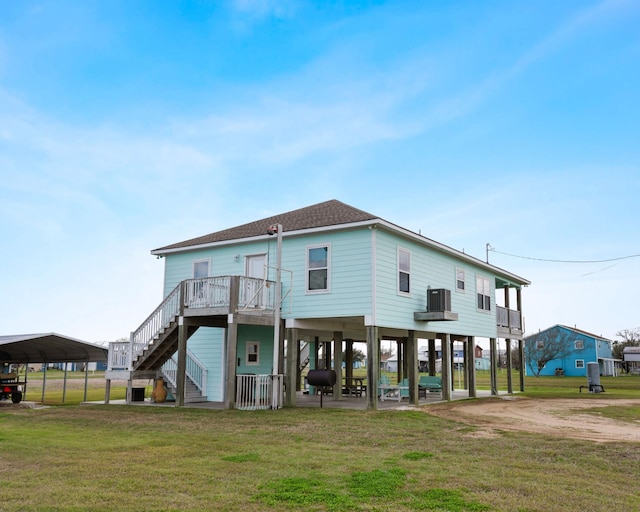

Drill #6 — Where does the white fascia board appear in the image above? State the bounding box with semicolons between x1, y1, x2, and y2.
150;219;380;256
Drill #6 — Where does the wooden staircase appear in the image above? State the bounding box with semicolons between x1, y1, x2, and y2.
132;318;199;372
163;374;207;403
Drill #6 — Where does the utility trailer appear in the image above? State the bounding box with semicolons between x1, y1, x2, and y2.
0;372;26;403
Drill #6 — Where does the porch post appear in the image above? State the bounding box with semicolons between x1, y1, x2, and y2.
397;339;404;383
407;330;418;405
506;338;513;394
104;378;111;404
313;337;320;369
467;336;476;398
176;316;187;407
428;339;436;376
519;339;525;392
126;331;134;404
490;337;498;395
441;334;452;401
333;332;343;400
366;326;379;410
225;315;238;409
345;340;354;384
285;327;298;407
516;287;525;392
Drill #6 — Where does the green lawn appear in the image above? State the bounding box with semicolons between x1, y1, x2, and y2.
2;373;640;511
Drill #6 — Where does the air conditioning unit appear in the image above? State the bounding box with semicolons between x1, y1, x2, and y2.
427;288;451;312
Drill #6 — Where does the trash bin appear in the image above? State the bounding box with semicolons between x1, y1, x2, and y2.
131;387;145;402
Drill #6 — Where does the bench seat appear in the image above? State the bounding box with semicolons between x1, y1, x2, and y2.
418;376;442;398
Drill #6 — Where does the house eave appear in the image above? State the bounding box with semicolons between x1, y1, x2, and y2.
151;219;381;256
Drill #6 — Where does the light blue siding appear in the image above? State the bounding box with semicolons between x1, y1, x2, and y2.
374;228;498;337
236;325;276;374
187;327;225;401
281;229;372;319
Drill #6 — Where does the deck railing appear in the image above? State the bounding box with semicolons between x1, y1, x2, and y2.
236;374;283;410
183;276;276;310
496;306;522;331
161;350;208;397
115;276;276;372
183;276;231;309
107;341;130;370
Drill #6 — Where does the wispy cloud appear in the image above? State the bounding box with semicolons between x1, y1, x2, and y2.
418;0;639;130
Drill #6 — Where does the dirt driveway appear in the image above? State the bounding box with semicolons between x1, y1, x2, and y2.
426;396;640;443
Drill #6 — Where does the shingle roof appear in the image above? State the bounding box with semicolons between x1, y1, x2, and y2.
153;199;377;252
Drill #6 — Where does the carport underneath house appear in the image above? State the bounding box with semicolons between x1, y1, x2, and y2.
0;333;108;403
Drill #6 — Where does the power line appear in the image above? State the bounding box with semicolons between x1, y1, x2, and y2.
488;247;640;264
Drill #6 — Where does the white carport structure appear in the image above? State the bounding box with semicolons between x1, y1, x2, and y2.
623;346;640;372
0;333;108;403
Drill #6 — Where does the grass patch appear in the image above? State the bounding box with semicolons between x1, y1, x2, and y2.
404;451;435;460
1;404;639;511
257;476;354;511
222;453;260;462
350;468;406;498
408;488;492;511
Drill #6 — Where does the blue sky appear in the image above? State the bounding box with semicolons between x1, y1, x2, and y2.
1;0;638;345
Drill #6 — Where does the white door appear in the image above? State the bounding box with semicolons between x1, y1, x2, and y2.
245;254;266;307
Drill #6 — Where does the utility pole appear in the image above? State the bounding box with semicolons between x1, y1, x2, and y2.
267;223;283;409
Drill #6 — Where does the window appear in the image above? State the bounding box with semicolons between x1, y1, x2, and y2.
307;245;330;292
456;268;465;292
398;248;411;294
246;342;259;366
574;340;584;350
476;275;491;311
193;259;210;279
575;359;585;369
536;340;545;349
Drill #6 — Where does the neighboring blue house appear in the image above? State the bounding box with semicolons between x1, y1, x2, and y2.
106;200;530;409
523;325;617;377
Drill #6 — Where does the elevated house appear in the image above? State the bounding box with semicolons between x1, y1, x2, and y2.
106;200;530;409
523;325;618;377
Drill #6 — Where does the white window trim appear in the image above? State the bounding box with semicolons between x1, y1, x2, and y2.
455;267;465;293
574;340;584;350
575;359;585;369
397;247;411;296
476;274;491;312
305;243;331;294
246;341;260;366
192;258;211;279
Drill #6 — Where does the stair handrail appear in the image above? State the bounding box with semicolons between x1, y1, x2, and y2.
299;341;310;372
130;282;183;366
161;350;208;397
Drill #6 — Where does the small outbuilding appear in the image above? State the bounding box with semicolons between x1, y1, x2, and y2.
0;333;108;403
623;346;640;373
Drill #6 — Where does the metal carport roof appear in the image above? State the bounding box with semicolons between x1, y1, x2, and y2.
0;333;108;363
